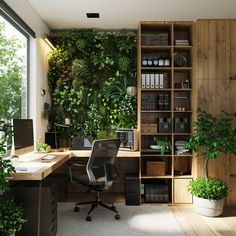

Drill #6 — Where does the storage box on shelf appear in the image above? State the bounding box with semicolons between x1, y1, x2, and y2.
138;21;194;204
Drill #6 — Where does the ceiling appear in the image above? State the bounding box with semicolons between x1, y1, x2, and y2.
27;0;236;29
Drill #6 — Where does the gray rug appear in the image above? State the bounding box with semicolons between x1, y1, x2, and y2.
56;202;185;236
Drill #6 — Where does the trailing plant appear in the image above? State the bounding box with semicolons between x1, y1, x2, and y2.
185;108;236;179
47;29;137;140
188;177;228;200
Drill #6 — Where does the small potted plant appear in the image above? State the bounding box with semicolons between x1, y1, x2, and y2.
0;122;26;235
186;109;236;216
35;138;50;153
150;136;171;155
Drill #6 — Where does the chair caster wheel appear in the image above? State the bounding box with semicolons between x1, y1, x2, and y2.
86;215;92;222
115;214;120;220
74;206;80;212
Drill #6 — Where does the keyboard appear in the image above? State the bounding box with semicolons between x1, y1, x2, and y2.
19;153;48;162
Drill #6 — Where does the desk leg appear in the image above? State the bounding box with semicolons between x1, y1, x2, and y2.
37;180;42;236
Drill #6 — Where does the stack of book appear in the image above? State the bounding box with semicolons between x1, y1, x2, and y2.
175;39;189;46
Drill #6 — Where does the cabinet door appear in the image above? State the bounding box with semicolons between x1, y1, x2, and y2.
173;178;192;204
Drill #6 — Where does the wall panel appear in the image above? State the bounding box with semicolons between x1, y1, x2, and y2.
194;20;236;206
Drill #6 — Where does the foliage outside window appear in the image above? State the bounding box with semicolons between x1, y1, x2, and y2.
47;29;137;139
0;16;27;123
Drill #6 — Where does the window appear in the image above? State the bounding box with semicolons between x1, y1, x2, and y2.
0;15;28;122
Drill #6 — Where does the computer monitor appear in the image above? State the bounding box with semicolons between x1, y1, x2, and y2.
13;119;34;155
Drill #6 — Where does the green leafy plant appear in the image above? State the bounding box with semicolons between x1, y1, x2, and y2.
0;122;26;235
185;108;236;179
35;142;50;152
153;136;171;155
47;29;137;139
0;196;26;236
188;177;228;200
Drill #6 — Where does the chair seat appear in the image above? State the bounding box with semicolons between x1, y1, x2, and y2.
74;175;106;189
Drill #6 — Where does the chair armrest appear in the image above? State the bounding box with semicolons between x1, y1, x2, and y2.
67;162;86;185
102;163;118;188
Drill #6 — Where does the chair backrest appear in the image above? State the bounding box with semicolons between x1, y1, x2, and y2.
86;138;120;188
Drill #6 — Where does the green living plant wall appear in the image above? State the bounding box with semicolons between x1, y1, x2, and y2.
47;29;137;140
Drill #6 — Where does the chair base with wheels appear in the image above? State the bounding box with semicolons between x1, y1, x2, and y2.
74;191;120;221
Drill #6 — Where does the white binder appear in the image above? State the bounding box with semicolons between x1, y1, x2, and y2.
142;73;146;88
155;73;159;88
159;73;164;88
150;74;155;88
146;73;150;88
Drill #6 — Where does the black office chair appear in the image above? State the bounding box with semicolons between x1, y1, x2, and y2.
68;138;121;221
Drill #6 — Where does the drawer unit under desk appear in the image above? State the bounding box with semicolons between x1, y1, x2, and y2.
13;179;58;236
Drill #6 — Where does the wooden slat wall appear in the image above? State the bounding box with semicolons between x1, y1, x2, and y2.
193;20;236;206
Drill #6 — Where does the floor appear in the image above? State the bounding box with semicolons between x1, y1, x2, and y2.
66;192;236;236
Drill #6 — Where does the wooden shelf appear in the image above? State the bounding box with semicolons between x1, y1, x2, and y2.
139;21;193;205
141;88;172;91
141;110;172;113
141;67;172;71
141;133;172;136
141;175;173;179
174;175;193;179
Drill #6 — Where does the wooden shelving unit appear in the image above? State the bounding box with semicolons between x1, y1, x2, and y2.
138;21;194;204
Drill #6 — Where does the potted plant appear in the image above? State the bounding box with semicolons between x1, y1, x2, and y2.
0;122;26;235
35;141;50;153
150;136;171;155
186;109;236;216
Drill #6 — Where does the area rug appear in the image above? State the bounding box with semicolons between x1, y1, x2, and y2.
56;202;185;236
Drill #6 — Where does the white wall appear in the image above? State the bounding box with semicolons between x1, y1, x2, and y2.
4;0;51;143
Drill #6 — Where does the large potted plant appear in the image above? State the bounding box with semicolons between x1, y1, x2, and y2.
186;109;236;216
0;122;26;235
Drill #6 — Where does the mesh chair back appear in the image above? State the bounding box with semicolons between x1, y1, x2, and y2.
86;139;120;186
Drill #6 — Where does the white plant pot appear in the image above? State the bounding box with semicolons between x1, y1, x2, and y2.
193;196;225;217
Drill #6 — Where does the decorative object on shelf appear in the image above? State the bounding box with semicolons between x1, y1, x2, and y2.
174;54;188;67
186;108;236;216
181;80;190;89
175;83;182;89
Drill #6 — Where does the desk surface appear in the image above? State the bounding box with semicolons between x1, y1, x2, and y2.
11;150;140;181
12;154;70;181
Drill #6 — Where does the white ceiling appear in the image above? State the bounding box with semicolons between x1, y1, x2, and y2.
27;0;236;29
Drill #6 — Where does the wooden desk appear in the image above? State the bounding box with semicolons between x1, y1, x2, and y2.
11;150;140;180
12;154;70;180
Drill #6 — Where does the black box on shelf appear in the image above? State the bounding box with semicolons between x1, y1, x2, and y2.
142;93;158;110
144;183;169;203
174;117;189;133
159;117;172;133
